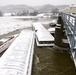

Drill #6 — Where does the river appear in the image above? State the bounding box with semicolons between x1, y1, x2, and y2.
32;45;76;75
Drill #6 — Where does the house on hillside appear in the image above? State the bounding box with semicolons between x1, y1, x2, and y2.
3;13;16;16
63;4;76;15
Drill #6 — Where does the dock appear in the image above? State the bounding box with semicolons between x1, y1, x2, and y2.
0;30;35;75
32;22;54;46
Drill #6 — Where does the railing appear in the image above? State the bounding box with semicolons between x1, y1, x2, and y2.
60;12;76;67
61;13;76;49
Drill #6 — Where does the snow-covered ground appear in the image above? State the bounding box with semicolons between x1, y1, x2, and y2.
0;17;33;35
0;16;56;36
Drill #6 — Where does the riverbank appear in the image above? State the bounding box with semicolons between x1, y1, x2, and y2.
0;27;32;39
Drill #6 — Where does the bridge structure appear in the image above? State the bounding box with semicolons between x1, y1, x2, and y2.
60;12;76;67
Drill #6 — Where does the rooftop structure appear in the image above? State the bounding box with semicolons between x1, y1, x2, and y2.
32;22;54;46
0;30;35;75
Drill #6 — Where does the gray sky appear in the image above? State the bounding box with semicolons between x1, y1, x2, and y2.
0;0;76;6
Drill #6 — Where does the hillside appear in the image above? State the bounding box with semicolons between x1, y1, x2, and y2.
0;5;35;13
0;4;69;13
36;4;55;12
34;4;69;12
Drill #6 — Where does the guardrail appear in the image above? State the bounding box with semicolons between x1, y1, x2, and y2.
61;13;76;49
60;12;76;67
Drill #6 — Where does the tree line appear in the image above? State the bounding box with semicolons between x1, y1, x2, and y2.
0;8;59;17
11;10;39;16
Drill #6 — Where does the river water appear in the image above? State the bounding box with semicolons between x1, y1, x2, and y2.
32;46;76;75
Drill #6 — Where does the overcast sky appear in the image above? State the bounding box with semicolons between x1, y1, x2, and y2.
0;0;76;6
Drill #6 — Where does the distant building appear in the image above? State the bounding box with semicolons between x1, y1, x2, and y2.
63;4;76;15
3;13;12;16
37;13;52;18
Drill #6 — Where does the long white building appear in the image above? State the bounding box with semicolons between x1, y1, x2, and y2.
32;22;54;46
0;30;35;75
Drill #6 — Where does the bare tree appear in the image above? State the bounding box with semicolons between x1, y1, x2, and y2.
16;10;29;16
51;8;59;14
30;11;38;16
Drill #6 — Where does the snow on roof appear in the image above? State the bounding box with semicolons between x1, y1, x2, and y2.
50;19;57;24
0;30;35;75
0;38;8;42
4;13;12;16
37;14;44;17
33;22;45;31
33;22;54;41
48;28;55;32
36;31;54;41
